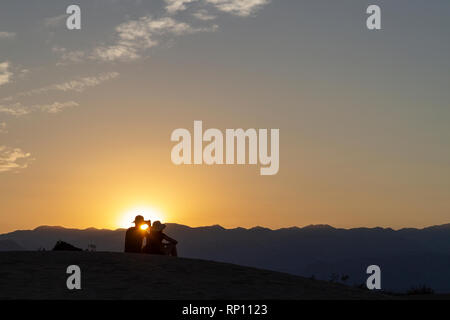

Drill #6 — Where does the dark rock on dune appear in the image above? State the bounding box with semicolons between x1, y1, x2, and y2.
0;251;386;300
52;240;82;251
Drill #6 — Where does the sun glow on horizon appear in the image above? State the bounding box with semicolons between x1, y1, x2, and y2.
140;224;149;230
118;206;165;228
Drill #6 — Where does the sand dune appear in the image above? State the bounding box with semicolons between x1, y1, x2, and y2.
0;251;385;300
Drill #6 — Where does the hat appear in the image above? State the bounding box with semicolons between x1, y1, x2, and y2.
133;215;145;224
152;220;166;232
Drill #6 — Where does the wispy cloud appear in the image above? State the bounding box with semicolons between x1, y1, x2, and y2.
164;0;270;16
206;0;270;16
192;9;217;21
0;122;7;134
53;47;86;65
0;72;117;116
52;72;120;92
91;16;217;62
165;0;196;14
34;101;79;114
0;103;29;116
0;145;32;173
0;31;16;39
2;72;119;101
54;16;217;63
0;62;13;87
0;101;79;116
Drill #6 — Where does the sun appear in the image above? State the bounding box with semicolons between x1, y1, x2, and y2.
118;206;164;229
140;224;149;230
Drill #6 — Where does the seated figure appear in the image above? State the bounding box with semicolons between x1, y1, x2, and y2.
144;221;178;256
124;215;148;253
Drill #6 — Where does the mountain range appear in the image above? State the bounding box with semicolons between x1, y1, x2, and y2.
1;223;450;292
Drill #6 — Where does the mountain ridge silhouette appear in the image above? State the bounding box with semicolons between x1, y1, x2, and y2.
16;222;450;232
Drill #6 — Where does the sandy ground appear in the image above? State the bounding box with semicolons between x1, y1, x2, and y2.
0;251;387;300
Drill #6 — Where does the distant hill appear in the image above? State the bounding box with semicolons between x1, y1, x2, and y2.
0;239;24;251
1;223;450;292
0;251;385;299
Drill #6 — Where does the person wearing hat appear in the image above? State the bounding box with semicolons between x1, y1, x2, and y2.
124;215;150;253
143;220;178;256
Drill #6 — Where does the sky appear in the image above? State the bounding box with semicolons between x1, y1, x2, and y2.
0;0;449;233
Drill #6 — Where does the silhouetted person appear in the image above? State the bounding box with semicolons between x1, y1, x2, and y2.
124;215;149;253
144;221;178;256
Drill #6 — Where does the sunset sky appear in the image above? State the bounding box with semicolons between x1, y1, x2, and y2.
1;0;449;233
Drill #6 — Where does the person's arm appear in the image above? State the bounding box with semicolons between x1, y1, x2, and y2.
162;233;178;244
124;229;131;252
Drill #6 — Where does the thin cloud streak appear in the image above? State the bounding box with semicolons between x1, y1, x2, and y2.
90;16;217;62
165;0;196;14
164;0;270;16
54;14;219;64
0;62;13;87
0;101;79;116
2;72;120;101
0;146;32;173
192;9;217;21
206;0;270;16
